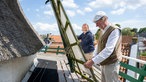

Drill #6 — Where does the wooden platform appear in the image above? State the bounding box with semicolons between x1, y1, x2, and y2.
57;60;81;82
38;53;84;82
22;53;84;82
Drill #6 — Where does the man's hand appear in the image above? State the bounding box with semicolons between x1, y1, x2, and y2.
78;40;82;42
84;59;94;69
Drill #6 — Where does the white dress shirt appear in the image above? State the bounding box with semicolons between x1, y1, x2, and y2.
92;24;120;65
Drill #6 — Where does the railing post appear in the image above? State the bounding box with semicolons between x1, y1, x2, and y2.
56;46;60;55
44;45;49;53
138;65;146;81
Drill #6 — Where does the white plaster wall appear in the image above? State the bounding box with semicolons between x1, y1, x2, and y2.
0;55;35;82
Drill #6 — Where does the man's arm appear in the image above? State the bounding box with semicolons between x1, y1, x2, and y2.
84;29;120;68
92;29;120;64
77;33;83;40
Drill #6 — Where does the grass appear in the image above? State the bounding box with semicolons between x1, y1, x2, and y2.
140;52;146;56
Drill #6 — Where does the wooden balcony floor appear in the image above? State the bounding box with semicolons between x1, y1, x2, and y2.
23;53;84;82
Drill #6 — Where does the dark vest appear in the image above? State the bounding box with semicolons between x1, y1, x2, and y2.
97;26;122;65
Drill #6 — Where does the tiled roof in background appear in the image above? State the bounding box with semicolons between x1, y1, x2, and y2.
51;35;62;43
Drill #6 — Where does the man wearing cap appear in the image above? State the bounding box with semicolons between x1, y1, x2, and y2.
84;11;122;82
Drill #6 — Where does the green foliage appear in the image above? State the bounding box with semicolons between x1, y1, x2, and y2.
95;27;138;38
140;52;146;56
121;27;138;36
122;27;134;36
138;27;146;34
95;29;100;40
131;28;138;33
115;24;121;28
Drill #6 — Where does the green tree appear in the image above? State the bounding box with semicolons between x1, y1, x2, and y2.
131;28;138;33
138;27;146;34
121;27;134;36
115;24;121;28
131;28;138;36
95;29;101;40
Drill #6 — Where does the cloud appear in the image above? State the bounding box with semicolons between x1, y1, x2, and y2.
33;22;82;35
88;0;113;8
114;1;126;9
89;0;146;9
35;9;39;12
66;10;76;17
76;7;92;15
44;10;53;16
33;22;59;34
114;19;146;29
84;7;92;12
76;9;84;15
111;8;126;15
34;22;57;31
72;23;82;34
44;4;52;10
125;0;146;10
72;23;81;30
62;0;78;9
88;0;146;15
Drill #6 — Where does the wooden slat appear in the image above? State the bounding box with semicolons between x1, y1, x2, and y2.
60;60;74;82
57;61;66;82
92;66;101;81
64;60;80;82
119;71;140;82
120;62;146;76
57;59;81;82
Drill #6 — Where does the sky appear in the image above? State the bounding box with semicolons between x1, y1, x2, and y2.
19;0;146;35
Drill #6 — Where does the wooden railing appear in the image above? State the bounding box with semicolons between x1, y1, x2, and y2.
40;45;65;54
119;55;146;82
119;43;131;82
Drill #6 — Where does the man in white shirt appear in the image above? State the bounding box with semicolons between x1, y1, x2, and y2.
84;11;122;82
